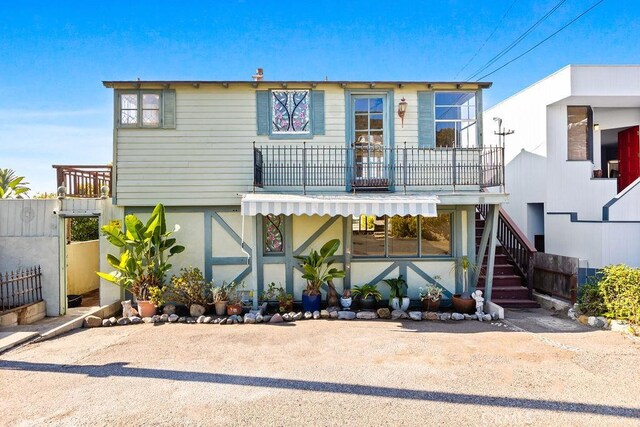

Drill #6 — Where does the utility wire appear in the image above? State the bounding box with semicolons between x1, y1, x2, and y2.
454;0;520;79
476;0;607;81
466;0;568;81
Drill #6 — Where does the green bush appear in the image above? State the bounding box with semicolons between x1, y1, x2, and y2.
597;264;640;324
577;279;605;316
70;217;99;241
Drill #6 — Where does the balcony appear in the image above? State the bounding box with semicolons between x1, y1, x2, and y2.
53;165;112;198
253;143;503;193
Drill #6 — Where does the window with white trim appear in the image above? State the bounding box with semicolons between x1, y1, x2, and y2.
435;92;477;148
118;91;162;128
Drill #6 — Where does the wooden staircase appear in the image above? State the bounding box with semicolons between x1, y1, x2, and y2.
474;211;539;308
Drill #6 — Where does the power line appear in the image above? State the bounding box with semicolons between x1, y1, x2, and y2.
454;0;520;79
466;0;568;81
476;0;607;81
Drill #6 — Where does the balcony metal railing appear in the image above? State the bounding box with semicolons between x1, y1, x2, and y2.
53;165;112;198
253;142;504;193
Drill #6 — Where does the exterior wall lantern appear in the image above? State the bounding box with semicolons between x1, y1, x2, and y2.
398;97;407;127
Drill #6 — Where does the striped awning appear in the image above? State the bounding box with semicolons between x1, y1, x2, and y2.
241;193;439;217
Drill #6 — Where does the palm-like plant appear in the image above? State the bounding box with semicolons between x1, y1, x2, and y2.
98;203;185;300
0;168;30;199
351;284;382;301
294;239;345;296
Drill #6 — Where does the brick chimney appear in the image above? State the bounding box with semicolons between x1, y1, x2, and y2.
252;68;264;81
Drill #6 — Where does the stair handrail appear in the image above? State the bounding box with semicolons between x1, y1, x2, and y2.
477;204;537;298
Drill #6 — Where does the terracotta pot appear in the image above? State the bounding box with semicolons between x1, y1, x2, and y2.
214;301;227;316
226;304;242;316
452;295;475;314
136;300;157;317
422;297;441;312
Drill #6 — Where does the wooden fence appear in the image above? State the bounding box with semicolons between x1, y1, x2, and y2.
532;253;578;303
0;266;43;314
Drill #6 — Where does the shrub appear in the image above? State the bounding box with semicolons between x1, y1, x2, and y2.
169;267;212;307
597;264;640;324
577;278;605;316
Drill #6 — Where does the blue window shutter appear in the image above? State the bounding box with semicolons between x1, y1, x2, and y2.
418;91;435;148
162;89;176;129
312;90;325;135
256;90;269;135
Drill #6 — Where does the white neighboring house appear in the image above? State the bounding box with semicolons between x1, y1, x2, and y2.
484;65;640;280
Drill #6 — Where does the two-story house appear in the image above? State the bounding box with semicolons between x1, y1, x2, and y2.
103;71;518;308
484;65;640;281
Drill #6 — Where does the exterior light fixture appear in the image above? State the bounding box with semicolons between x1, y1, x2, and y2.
398;97;408;127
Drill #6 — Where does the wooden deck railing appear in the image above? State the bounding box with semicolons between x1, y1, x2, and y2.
254;143;504;193
0;266;43;314
53;165;112;198
477;204;537;297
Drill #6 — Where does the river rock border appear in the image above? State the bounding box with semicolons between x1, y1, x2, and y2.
568;304;638;335
84;305;500;328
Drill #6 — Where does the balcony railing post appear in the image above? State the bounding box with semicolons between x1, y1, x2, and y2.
252;141;256;193
302;141;307;195
403;141;408;195
452;146;457;191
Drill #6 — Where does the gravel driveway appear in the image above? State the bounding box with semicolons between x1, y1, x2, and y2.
1;309;639;426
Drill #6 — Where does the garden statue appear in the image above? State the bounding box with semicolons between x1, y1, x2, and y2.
471;290;485;320
121;300;137;318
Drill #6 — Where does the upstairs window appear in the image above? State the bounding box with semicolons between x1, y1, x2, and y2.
272;90;310;134
435;92;477;148
567;106;593;161
256;89;324;139
117;90;175;129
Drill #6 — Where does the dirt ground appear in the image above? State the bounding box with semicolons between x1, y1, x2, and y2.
0;308;639;426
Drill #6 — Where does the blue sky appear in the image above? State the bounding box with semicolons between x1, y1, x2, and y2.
1;0;638;193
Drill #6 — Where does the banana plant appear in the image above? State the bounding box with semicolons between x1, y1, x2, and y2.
97;203;185;299
0;169;30;199
294;239;345;296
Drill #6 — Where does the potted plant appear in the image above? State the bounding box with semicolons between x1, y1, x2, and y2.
277;286;294;313
212;284;229;316
294;239;345;313
169;267;213;315
383;275;410;311
98;203;185;318
352;284;382;311
340;289;352;310
226;282;243;315
419;285;443;311
452;256;478;314
260;282;279;313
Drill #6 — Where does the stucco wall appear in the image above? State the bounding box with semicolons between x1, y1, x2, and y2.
0;199;61;316
66;240;99;295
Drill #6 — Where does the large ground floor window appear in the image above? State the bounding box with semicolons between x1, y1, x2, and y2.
352;213;452;258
